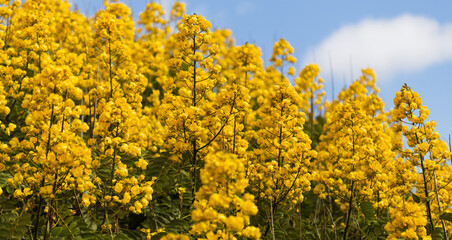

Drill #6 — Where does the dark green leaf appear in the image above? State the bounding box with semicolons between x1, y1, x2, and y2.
360;201;376;221
431;227;445;240
410;191;421;203
440;212;452;222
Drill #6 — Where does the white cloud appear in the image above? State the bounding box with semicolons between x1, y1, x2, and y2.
304;14;452;82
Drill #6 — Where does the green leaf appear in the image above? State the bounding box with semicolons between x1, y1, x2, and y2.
0;229;10;239
360;201;376;221
440;212;452;222
59;227;71;237
69;221;78;230
0;172;11;188
426;222;433;236
114;233;130;240
410;191;421;203
146;155;169;178
52;227;63;236
80;232;108;240
431;227;445;240
120;229;145;240
0;197;17;212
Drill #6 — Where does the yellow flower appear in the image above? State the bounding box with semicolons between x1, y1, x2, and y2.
39;185;53;197
224;216;244;232
114;182;124;193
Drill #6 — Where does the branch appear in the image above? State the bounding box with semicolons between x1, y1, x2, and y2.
198;93;237;151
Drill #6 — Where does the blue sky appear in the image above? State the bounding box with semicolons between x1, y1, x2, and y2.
73;0;452;140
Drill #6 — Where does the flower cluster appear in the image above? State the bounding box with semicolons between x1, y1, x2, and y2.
190;152;260;239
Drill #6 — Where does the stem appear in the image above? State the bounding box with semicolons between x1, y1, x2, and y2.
149;202;159;230
277;92;284;166
310;92;314;143
179;196;184;219
45;104;54;157
80;89;85;138
344;121;357;240
110;150;116;190
3;14;11;51
270;198;276;240
323;200;327;240
243;71;248;131
232;116;236;153
34;102;55;238
298;202;303;240
33;178;45;239
192;35;197;107
326;193;338;240
44;170;59;240
433;170;447;239
73;188;84;219
343;181;354;240
191;34;198;196
191;140;197;196
197;93;237;151
88;93;92;138
108;37;113;99
416;139;434;229
61;114;65;132
314;195;321;231
222;128;225;151
93;94;97;141
106;126;119;224
449;134;452;166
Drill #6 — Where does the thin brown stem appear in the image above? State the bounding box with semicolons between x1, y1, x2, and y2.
433;170;448;239
232;116;237;153
343;181;354;240
270;198;276;240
